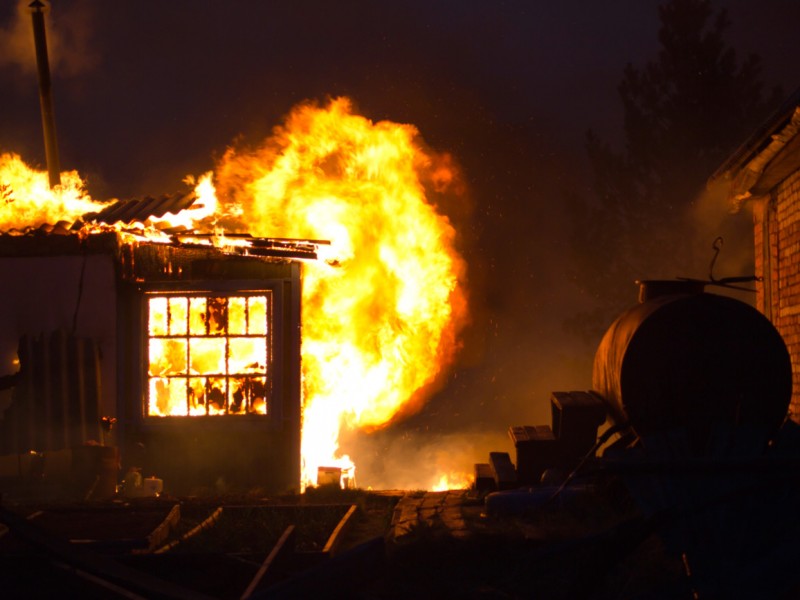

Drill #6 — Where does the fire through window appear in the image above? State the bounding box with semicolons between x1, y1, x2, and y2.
146;293;272;417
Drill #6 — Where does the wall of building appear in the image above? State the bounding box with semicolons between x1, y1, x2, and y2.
0;241;304;491
115;249;303;494
756;169;800;422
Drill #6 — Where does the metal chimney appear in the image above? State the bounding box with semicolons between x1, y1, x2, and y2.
30;0;61;188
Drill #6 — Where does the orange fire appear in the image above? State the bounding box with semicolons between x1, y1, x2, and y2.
431;472;473;492
0;97;469;490
209;98;469;487
0;152;103;230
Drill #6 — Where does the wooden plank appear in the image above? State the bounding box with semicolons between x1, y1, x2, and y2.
22;502;178;553
86;337;103;443
239;525;296;600
0;503;214;600
144;504;181;553
259;536;385;598
69;335;103;446
38;333;52;451
154;506;223;554
24;334;38;451
322;504;358;556
54;330;70;449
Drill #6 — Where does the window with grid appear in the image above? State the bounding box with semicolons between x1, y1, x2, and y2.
146;293;272;417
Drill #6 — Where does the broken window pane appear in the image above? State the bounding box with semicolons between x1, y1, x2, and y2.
207;297;228;335
189;297;207;336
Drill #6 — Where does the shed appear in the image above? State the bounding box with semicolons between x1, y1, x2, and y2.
0;192;314;495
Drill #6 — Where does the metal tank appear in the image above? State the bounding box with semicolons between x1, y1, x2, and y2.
592;281;792;453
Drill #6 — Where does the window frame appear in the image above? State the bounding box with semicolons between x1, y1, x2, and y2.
140;281;282;421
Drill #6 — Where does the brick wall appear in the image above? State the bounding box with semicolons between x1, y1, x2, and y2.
762;169;800;422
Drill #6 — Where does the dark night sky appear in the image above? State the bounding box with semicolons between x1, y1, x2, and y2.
3;0;800;483
3;1;797;198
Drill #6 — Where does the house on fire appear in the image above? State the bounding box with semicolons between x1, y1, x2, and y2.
0;192;315;495
713;86;800;422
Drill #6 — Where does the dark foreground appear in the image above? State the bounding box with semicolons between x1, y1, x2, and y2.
1;479;799;599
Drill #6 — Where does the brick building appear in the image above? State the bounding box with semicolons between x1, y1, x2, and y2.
713;88;800;421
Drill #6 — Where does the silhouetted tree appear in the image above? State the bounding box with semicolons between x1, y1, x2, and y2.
567;0;781;341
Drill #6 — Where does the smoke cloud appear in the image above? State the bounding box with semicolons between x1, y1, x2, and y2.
0;0;97;78
688;177;757;301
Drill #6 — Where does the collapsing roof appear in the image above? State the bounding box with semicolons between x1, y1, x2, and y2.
0;189;328;263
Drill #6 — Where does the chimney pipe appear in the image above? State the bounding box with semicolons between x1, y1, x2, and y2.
30;0;61;189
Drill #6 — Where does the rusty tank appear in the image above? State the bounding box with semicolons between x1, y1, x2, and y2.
592;281;792;452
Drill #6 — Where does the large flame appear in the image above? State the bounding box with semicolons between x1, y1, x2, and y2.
0;152;103;229
0;98;469;489
211;98;469;487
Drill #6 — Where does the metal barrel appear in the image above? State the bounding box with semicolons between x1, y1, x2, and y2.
593;287;792;453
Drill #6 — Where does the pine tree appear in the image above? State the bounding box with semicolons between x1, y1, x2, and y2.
567;0;782;341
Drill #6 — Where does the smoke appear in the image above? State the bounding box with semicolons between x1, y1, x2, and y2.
688;177;756;299
345;428;512;490
0;0;98;78
0;1;35;73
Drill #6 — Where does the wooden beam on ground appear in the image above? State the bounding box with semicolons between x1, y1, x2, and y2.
0;503;214;600
322;504;358;556
239;525;296;600
253;536;385;599
154;506;223;554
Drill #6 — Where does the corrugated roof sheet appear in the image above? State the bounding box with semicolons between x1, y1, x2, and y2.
83;190;198;226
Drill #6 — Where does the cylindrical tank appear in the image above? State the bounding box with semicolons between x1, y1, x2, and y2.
593;282;792;452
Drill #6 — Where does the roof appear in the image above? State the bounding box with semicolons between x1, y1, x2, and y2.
711;85;800;210
84;190;198;227
0;190;329;262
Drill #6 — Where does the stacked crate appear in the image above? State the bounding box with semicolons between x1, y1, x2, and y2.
474;391;607;492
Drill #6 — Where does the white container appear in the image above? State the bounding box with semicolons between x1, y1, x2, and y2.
142;477;163;496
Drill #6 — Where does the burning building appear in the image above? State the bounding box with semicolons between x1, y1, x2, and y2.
0;2;469;496
0;92;468;496
0;187;315;494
